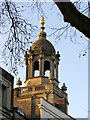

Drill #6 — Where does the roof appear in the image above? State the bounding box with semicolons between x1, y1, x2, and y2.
31;32;55;55
40;97;76;120
0;67;14;83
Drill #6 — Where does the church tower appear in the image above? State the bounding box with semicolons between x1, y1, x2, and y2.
14;16;69;118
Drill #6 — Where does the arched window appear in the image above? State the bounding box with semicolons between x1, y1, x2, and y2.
34;61;39;77
44;61;50;77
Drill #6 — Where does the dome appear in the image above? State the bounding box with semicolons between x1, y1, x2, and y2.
30;16;55;55
31;37;55;55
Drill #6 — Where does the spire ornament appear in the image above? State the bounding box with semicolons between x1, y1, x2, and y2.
40;16;45;32
39;16;46;38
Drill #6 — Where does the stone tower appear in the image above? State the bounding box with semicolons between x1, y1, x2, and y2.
14;16;69;118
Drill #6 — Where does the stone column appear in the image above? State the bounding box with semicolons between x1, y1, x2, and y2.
56;62;58;81
27;58;30;79
50;59;54;79
31;96;36;118
42;58;44;76
25;58;29;80
39;57;42;76
30;57;33;77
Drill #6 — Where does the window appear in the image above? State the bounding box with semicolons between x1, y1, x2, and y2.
2;85;7;107
34;61;39;77
44;61;50;77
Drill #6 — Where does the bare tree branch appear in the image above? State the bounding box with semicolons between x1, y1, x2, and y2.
54;0;90;38
0;0;89;75
1;1;38;75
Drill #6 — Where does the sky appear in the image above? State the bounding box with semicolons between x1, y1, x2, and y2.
0;1;89;119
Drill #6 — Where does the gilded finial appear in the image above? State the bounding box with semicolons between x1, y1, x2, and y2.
39;16;46;38
40;16;45;27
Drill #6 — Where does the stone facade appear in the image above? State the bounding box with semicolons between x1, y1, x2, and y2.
0;67;28;119
0;67;14;119
14;16;69;119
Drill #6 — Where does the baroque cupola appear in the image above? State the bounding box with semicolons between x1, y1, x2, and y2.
31;16;55;55
14;16;69;117
24;16;60;85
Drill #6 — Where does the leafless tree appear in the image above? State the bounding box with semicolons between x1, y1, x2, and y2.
1;1;38;75
0;0;90;75
55;0;90;38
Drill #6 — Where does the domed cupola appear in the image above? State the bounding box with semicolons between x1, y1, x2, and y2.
24;16;60;86
31;16;55;55
14;16;69;116
31;37;55;55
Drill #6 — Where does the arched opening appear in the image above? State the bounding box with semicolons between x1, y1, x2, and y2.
34;61;39;77
44;61;50;77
